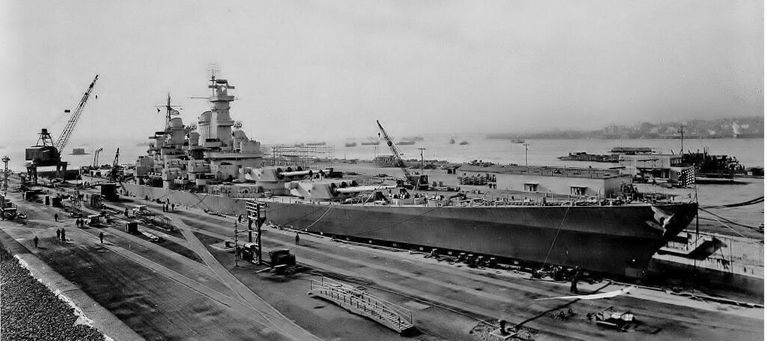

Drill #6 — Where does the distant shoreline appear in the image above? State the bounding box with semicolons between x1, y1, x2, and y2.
486;134;764;140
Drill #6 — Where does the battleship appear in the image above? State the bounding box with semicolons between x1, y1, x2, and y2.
124;74;698;278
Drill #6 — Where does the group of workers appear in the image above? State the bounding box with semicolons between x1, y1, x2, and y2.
30;211;108;249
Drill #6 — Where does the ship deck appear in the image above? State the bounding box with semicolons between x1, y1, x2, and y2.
261;194;686;208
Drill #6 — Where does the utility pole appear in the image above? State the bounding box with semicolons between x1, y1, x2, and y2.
418;148;426;174
679;124;685;154
1;156;9;196
522;143;530;171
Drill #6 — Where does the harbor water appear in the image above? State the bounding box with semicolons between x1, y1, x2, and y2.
0;135;762;229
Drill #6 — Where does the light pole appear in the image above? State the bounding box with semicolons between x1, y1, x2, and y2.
1;156;9;196
522;143;530;171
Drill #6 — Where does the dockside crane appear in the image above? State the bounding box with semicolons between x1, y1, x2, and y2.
56;75;99;153
109;148;121;182
376;120;429;190
25;75;99;182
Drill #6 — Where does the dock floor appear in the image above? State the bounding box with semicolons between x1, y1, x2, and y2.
0;186;762;340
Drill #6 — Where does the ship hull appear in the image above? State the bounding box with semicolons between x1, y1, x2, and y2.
119;183;697;277
259;200;697;277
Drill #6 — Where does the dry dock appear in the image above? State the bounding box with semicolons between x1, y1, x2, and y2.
0;184;762;340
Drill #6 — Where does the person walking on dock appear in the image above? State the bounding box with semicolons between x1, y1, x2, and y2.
54;213;58;222
570;266;581;294
56;229;61;241
171;204;175;211
99;232;104;244
60;228;66;242
295;233;300;245
33;236;39;248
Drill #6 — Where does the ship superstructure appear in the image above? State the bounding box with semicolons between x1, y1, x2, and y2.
134;75;263;189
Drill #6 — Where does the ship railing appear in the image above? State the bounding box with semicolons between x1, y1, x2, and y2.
309;277;414;334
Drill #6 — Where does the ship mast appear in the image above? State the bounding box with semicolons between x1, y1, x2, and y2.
156;93;181;129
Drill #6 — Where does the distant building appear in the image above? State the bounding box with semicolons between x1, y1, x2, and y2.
618;154;693;185
458;164;631;198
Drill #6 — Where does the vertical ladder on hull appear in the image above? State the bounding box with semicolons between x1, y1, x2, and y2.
309;277;414;334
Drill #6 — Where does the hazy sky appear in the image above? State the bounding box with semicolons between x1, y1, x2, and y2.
0;0;762;145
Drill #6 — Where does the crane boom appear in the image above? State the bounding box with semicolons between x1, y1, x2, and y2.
376;120;412;180
376;120;428;190
55;75;99;152
110;148;120;182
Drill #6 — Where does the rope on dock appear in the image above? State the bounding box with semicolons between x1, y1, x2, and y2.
701;196;764;209
698;207;749;238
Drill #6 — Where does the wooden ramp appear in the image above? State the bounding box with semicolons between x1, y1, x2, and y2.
309;277;414;334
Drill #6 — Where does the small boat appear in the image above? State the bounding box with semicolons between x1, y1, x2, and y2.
397;140;416;145
459;141;469;145
345;142;357;147
510;138;525;144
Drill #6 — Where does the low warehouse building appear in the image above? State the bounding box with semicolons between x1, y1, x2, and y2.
458;164;632;198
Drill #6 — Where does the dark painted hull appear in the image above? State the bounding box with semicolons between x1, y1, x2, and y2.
259;200;698;277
